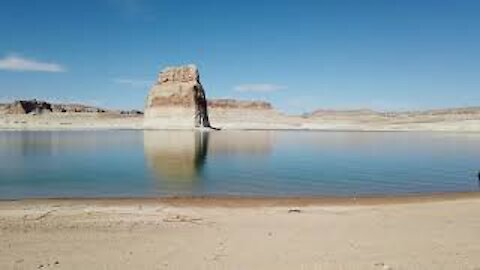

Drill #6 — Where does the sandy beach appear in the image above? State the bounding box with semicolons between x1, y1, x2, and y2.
1;195;480;270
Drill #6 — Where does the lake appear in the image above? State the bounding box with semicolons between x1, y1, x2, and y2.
0;130;479;199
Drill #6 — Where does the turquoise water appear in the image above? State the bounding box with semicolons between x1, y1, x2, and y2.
0;130;479;199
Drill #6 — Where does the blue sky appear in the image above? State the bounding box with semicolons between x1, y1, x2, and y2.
0;0;479;114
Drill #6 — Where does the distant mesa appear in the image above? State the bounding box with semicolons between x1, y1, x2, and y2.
1;100;53;114
0;99;107;115
306;107;480;118
208;99;273;110
0;99;144;115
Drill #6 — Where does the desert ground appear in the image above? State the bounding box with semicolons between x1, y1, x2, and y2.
1;195;480;270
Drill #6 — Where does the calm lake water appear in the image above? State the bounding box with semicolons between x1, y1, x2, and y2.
0;130;479;199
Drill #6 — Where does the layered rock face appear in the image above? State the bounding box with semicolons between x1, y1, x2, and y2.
145;65;211;128
144;64;286;129
0;99;109;114
208;99;273;110
3;100;52;114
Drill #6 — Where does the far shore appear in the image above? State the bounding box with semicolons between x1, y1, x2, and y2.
1;113;480;132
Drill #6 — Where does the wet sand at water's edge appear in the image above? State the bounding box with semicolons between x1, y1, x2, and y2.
1;194;480;270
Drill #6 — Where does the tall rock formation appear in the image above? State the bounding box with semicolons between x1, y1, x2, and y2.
145;65;211;128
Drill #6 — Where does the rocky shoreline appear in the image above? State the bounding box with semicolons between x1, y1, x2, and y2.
2;103;480;131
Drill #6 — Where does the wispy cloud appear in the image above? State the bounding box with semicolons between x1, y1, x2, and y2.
113;78;152;88
234;84;287;93
0;55;66;72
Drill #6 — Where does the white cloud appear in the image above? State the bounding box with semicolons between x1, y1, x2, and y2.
233;84;287;93
113;78;152;88
0;55;66;72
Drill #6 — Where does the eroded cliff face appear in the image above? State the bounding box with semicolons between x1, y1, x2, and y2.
208;99;273;110
143;64;287;129
145;65;210;128
0;100;109;114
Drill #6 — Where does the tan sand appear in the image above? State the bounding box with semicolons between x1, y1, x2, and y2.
1;196;480;270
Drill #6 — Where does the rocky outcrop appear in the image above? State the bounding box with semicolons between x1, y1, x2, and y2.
4;100;52;114
120;110;144;115
208;99;273;110
0;99;108;114
51;104;107;113
145;65;210;128
143;64;286;129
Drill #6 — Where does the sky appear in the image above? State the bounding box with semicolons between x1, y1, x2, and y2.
0;0;479;114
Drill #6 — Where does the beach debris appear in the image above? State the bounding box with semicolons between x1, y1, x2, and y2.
37;260;59;268
23;210;57;221
288;208;302;213
163;214;203;224
374;262;393;270
34;210;56;221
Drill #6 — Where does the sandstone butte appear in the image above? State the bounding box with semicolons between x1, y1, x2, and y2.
144;64;276;129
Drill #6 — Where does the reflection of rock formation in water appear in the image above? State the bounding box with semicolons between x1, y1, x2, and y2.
207;131;272;156
143;131;209;182
143;131;272;185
